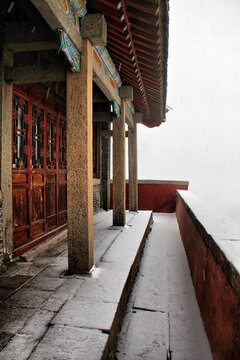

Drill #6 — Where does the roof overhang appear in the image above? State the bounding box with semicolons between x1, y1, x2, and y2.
87;0;169;128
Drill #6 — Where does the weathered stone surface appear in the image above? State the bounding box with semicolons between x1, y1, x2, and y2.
73;262;127;303
101;122;111;211
134;222;168;312
57;278;84;294
33;264;67;278
32;256;56;266
0;332;14;351
128;122;138;211
52;256;68;266
116;213;212;360
67;39;94;273
43;279;85;312
0;47;13;258
0;275;31;288
20;309;55;339
1;262;33;277
113;100;126;226
29;325;108;360
0;287;15;302
3;287;53;309
39;239;67;258
5;64;66;84
42;292;71;313
94;228;121;264
15;264;46;277
0;334;38;360
117;310;169;360
81;14;107;46
133;112;143;123
0;211;153;359
120;86;134;101
0;306;36;333
102;212;152;269
51;298;118;332
25;275;64;291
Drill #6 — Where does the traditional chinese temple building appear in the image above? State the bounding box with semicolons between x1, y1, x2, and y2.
1;2;240;359
0;0;169;272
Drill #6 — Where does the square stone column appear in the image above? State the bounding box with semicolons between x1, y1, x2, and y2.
101;122;111;211
0;47;13;261
113;100;126;226
128;122;138;211
67;39;93;274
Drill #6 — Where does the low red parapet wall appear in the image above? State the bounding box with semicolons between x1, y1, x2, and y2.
110;180;189;212
176;191;240;360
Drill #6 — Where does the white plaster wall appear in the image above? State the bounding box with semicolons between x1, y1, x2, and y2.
138;0;240;225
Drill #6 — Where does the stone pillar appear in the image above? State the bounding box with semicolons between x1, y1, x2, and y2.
128;122;138;211
0;47;13;262
101;122;110;211
67;39;93;274
113;100;126;226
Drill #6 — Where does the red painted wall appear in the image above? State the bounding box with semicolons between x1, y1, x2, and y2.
176;197;240;360
110;182;188;213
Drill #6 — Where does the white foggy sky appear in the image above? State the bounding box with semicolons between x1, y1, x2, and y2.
137;0;240;225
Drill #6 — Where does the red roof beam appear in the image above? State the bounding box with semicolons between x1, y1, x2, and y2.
126;0;159;16
130;22;158;36
127;7;159;27
119;0;149;113
89;0;121;22
132;28;160;44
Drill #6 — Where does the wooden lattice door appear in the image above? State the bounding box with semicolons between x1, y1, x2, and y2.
12;85;67;257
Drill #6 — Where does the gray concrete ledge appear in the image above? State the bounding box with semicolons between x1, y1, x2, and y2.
177;190;240;297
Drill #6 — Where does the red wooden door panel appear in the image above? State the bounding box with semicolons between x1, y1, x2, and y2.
12;85;67;257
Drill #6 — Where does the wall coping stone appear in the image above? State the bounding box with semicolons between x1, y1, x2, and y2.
177;190;240;297
110;179;189;186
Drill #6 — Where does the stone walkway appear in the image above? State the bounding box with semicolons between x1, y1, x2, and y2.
0;212;213;359
0;210;152;360
116;213;213;360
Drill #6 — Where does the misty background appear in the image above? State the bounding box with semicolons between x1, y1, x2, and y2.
137;0;240;225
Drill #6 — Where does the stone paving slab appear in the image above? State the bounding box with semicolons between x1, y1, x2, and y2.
94;230;121;264
24;274;64;291
0;334;38;360
36;264;68;278
134;222;168;312
2;287;53;309
116;310;169;360
19;309;55;339
0;275;32;288
29;325;109;360
0;262;33;277
42;279;85;312
93;211;133;264
0;332;14;351
0;287;15;302
72;262;127;303
14;264;46;277
102;212;152;269
51;298;118;332
0;306;36;333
